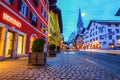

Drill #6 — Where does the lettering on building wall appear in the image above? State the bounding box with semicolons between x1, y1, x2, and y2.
3;13;21;28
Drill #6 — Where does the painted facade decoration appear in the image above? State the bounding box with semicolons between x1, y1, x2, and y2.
83;20;120;49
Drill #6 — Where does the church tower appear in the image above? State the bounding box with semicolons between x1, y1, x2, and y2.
77;9;84;35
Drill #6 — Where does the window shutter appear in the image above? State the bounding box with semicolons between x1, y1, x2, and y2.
26;7;28;17
30;12;33;21
18;0;22;11
36;18;38;24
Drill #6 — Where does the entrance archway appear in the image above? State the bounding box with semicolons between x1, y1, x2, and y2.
30;34;37;52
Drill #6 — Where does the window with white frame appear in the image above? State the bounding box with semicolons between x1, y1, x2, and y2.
18;0;28;17
30;12;37;26
32;14;37;22
21;3;28;17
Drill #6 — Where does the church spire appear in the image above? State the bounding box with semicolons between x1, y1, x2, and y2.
77;8;83;24
77;8;84;35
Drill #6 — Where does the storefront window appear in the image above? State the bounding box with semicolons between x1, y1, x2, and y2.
0;28;2;56
0;27;6;56
5;31;14;58
17;35;24;55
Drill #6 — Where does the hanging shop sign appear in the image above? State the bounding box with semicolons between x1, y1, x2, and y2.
41;28;48;30
3;13;21;28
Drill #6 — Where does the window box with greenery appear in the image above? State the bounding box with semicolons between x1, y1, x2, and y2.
49;44;56;57
28;38;46;65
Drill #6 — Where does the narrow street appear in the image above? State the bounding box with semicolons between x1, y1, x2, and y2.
0;51;120;80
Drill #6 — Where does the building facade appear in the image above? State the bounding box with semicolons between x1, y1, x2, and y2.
75;34;83;49
0;0;49;60
48;10;60;46
48;0;63;47
83;20;120;49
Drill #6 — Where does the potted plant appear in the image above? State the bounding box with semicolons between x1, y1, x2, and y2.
49;44;56;57
28;38;46;65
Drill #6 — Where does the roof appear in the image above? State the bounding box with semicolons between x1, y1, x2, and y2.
115;8;120;16
49;0;57;5
81;28;85;34
87;20;120;30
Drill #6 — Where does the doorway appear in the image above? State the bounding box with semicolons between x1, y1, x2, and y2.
17;35;24;55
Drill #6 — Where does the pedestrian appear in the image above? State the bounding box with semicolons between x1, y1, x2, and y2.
44;43;47;65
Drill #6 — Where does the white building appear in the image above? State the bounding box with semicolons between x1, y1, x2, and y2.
83;20;120;49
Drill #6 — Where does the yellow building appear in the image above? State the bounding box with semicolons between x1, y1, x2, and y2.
48;10;61;46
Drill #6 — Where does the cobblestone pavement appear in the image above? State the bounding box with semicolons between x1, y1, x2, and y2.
80;49;120;54
0;51;120;80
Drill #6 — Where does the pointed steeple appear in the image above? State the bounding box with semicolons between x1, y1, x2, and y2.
77;8;84;35
77;9;83;24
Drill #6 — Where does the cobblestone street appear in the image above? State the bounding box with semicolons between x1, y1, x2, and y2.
0;51;120;80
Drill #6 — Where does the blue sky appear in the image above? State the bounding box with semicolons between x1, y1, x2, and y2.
57;0;120;41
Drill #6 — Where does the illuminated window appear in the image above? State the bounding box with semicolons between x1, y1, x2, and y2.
17;35;24;55
5;31;14;58
0;27;6;56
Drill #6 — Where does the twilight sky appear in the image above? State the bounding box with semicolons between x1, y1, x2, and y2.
57;0;120;41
